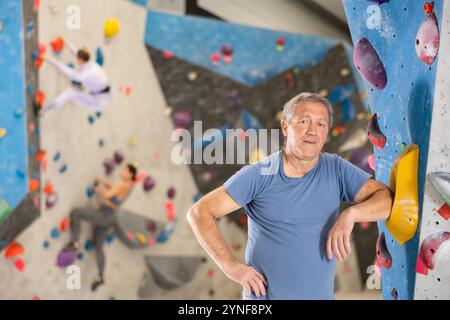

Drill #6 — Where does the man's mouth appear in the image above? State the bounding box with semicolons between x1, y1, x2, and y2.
303;140;317;145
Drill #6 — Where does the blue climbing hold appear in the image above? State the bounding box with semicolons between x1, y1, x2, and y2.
96;47;104;66
43;241;50;249
86;187;94;198
96;111;102;118
16;169;25;179
84;240;94;251
98;139;105;147
50;228;60;239
29;146;36;155
14;108;24;118
78;252;84;260
26;84;34;93
193;193;203;203
105;233;115;245
88;115;95;125
157;219;178;244
53;152;61;162
59;164;67;174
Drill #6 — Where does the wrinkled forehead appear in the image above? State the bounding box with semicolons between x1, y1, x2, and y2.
292;101;330;121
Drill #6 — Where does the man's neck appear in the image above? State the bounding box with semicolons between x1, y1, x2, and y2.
282;148;320;178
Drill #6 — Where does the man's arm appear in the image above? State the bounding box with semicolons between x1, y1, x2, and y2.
187;186;268;297
327;179;394;261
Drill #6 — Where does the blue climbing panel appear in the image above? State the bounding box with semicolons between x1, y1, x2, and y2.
342;0;442;300
145;10;340;85
0;0;28;210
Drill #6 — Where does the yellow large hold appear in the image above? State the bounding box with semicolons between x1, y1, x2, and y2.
386;144;419;245
104;18;120;39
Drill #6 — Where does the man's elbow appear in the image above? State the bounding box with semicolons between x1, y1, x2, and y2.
381;187;395;220
186;203;206;226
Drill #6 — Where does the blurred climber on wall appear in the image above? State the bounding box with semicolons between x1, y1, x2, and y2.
63;163;138;291
187;92;394;300
39;40;111;115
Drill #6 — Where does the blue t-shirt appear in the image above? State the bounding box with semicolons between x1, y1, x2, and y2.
223;151;371;300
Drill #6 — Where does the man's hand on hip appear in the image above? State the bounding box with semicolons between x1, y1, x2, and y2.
326;208;356;261
224;260;268;298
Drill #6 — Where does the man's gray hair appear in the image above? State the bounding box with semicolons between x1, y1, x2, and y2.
281;92;334;129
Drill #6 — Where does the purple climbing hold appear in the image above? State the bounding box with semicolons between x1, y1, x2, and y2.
353;37;387;90
57;250;78;268
45;193;58;210
367;0;389;4
167;187;176;199
143;176;155;192
349;148;372;174
104;158;115;175
172;111;192;129
114;151;124;165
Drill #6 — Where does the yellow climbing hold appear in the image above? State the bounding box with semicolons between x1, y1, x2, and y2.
0;128;6;138
103;18;120;39
136;233;146;245
386;144;419;245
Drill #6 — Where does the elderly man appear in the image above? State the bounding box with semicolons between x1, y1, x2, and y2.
187;92;393;300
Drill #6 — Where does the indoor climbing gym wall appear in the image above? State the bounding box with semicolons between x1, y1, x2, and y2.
0;1;41;254
0;0;383;300
343;0;448;300
0;0;246;300
414;0;450;300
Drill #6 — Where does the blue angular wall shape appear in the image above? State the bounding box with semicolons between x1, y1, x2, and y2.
0;0;28;210
342;0;442;300
145;10;341;85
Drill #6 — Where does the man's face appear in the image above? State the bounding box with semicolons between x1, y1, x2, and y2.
282;102;330;160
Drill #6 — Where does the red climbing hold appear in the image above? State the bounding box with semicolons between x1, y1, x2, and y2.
60;217;70;232
5;242;24;259
14;259;25;272
437;204;450;221
43;182;54;195
50;36;64;53
35;91;46;108
376;232;392;269
367;113;386;149
424;2;434;15
165;201;175;221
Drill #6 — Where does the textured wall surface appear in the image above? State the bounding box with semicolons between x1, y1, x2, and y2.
414;0;450;300
343;0;442;300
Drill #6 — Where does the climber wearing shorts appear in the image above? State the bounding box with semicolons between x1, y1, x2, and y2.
64;163;138;291
41;39;111;114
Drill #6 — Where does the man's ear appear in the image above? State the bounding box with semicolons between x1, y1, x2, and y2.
281;120;288;137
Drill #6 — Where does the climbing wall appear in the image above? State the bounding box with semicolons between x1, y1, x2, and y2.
0;0;246;300
0;1;41;252
414;0;450;300
342;0;443;300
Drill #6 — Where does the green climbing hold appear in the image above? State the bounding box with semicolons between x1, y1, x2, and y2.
0;199;13;225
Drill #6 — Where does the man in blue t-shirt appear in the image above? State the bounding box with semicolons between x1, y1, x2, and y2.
187;92;394;300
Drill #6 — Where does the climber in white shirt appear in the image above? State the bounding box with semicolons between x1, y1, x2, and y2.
41;40;111;114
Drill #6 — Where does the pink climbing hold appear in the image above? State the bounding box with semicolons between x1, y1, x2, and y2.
368;154;375;171
172;111;192;129
418;231;450;271
415;13;440;65
376;232;392;269
353;37;387;89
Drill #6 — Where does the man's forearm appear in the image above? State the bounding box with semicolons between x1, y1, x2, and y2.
187;208;237;273
350;188;393;223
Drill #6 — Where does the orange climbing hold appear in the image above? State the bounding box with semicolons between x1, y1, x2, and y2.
4;242;24;259
35;91;46;107
437;204;450;221
43;181;54;195
386;144;420;245
29;179;40;193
